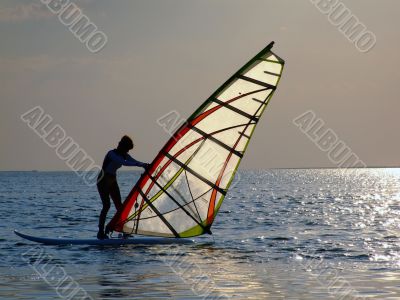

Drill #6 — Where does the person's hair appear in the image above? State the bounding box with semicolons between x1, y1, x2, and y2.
118;135;134;151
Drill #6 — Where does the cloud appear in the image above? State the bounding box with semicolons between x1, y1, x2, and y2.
0;3;53;22
0;55;66;73
0;0;101;23
0;55;143;85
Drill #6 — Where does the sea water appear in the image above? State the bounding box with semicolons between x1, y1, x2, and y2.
0;169;399;299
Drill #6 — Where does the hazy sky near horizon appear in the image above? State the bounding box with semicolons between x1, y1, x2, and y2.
1;0;399;171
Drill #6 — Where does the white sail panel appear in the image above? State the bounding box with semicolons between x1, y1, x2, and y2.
168;129;203;158
196;108;249;134
225;90;273;117
217;79;267;102
243;61;282;84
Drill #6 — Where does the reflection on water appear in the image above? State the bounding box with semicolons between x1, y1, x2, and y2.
0;169;400;299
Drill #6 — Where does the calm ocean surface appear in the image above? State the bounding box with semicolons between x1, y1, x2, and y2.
1;169;400;299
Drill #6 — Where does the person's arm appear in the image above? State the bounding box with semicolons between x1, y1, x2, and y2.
126;153;148;168
108;151;147;167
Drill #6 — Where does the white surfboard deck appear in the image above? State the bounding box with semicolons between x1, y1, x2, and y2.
14;230;194;245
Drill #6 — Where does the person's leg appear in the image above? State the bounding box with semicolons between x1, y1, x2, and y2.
109;180;123;212
107;180;123;236
97;178;111;239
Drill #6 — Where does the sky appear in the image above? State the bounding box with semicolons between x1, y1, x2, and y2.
1;0;399;171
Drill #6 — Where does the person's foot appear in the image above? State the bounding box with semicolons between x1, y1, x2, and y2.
105;225;111;236
97;231;109;240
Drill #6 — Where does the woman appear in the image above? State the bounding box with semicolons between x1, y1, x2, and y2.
97;135;148;239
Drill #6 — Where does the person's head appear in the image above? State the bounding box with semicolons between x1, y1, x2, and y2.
117;135;134;153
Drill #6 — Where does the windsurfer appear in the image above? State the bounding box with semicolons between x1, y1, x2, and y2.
97;135;149;240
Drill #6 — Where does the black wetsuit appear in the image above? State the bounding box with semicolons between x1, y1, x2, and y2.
97;149;146;234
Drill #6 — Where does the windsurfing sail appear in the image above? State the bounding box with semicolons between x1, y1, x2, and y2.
108;42;285;237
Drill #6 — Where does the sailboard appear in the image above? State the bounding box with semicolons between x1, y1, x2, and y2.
107;41;285;238
14;230;193;245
